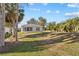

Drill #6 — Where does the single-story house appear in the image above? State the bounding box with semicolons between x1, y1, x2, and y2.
21;24;43;32
5;27;11;33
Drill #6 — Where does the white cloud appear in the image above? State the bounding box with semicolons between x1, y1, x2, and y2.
46;10;51;13
30;8;40;11
46;10;60;14
56;10;60;14
29;3;34;6
42;3;48;6
67;3;79;8
65;12;79;16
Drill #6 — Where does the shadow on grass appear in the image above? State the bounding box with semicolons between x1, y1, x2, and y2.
0;41;51;54
0;32;79;54
19;32;51;39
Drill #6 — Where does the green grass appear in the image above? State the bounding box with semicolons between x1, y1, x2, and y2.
1;32;79;56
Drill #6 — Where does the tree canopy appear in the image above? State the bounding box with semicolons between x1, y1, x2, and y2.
5;3;24;27
46;17;79;32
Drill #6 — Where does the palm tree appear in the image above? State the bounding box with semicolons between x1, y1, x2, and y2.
0;3;5;46
5;3;18;41
46;22;56;31
5;3;24;41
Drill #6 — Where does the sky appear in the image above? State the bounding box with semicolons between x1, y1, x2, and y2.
19;3;79;27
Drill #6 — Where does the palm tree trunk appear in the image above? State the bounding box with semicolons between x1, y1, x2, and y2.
12;18;18;41
15;16;18;42
12;4;18;42
15;4;18;42
0;3;5;46
12;18;15;37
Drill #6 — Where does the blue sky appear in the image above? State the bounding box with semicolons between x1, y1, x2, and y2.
19;3;79;27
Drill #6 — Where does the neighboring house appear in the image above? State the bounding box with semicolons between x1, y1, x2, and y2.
5;27;11;33
21;24;43;32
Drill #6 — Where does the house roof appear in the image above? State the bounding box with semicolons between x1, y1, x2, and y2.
22;24;43;28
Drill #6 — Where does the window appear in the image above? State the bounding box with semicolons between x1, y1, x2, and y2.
27;27;32;31
36;27;40;31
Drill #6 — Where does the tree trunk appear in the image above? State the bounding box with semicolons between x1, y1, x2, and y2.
12;4;18;42
0;4;5;46
15;17;18;42
12;18;18;41
15;4;18;42
12;19;15;37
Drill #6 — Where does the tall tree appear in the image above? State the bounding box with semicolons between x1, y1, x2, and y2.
27;18;37;24
38;17;46;30
46;22;56;31
5;3;24;41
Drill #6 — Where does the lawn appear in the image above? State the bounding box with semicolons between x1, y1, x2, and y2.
0;32;79;56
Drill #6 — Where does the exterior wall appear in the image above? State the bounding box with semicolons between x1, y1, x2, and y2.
21;24;43;32
40;27;43;32
20;26;24;32
32;26;36;31
5;27;11;33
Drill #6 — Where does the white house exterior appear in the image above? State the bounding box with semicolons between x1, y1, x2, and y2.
5;27;11;33
21;24;43;32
